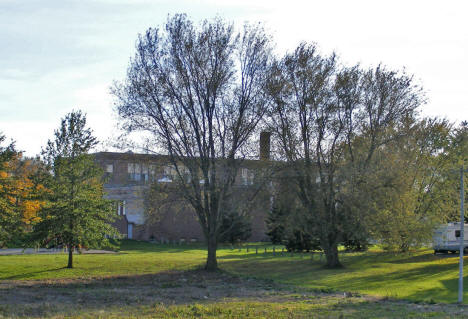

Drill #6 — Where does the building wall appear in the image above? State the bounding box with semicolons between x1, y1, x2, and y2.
112;215;128;237
94;152;270;242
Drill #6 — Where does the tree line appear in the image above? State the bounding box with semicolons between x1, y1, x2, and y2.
113;14;467;269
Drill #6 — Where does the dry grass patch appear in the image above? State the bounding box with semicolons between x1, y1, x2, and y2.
0;269;467;318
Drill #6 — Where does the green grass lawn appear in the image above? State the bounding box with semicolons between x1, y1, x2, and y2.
223;248;467;304
1;240;467;305
0;241;206;280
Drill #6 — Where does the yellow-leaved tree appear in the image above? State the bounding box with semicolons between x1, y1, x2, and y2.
0;133;48;247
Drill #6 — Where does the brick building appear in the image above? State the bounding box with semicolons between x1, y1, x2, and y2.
94;133;272;242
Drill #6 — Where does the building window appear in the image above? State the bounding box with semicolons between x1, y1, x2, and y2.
164;165;175;179
184;167;192;182
178;165;191;183
106;164;113;174
149;164;156;182
241;168;254;185
141;164;149;183
158;165;175;183
117;200;126;216
128;163;141;182
104;164;114;180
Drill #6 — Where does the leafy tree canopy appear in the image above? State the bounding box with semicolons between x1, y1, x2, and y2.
33;111;117;268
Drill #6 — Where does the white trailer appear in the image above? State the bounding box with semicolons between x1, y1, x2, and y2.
433;223;468;254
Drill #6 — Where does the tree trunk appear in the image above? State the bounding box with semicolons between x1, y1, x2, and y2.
67;245;73;268
324;243;342;268
205;234;218;271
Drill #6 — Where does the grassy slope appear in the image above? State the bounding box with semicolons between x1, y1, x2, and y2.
222;248;465;303
0;240;467;304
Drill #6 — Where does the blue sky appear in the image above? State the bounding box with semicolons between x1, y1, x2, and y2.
1;0;467;156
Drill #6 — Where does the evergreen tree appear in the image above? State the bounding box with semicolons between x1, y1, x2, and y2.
219;210;252;245
266;189;321;252
34;111;117;268
265;203;287;244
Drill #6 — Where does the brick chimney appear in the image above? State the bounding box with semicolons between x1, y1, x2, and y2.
259;131;271;161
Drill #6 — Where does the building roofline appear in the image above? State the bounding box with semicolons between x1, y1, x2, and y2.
92;151;272;165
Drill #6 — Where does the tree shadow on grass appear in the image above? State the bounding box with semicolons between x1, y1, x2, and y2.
219;252;465;303
0;267;66;280
117;242;209;254
117;240;279;254
387;252;464;264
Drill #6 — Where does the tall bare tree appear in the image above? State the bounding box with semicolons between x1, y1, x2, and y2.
112;15;272;270
266;43;424;267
